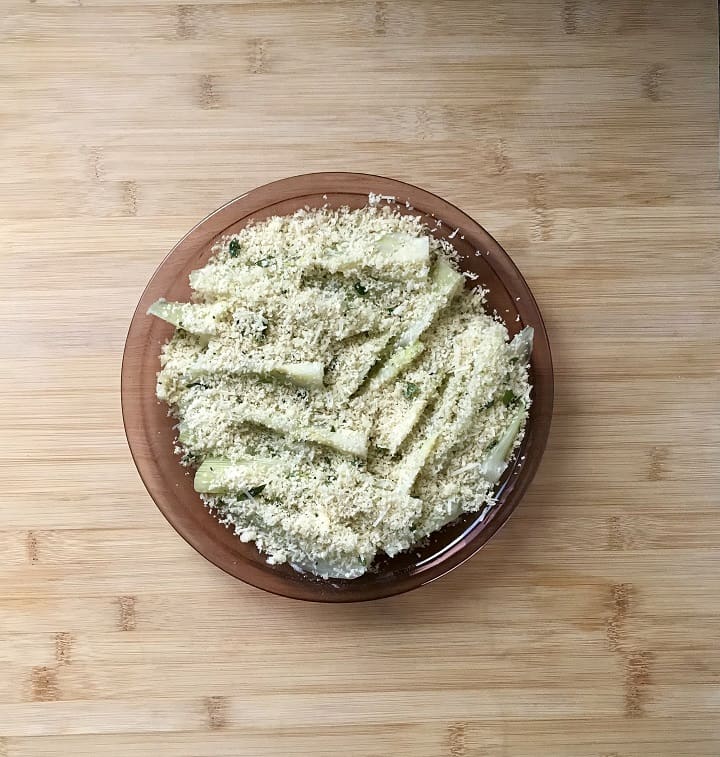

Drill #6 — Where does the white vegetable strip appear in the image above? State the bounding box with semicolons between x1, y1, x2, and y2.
510;326;534;361
357;260;463;394
317;233;430;275
391;332;477;489
395;431;441;495
450;414;524;484
193;457;276;495
432;326;531;466
148;299;229;336
368;340;424;391
375;370;445;454
431;325;509;464
328;332;393;398
185;359;325;389
479;414;524;484
374;233;430;266
237;406;369;459
397;259;464;347
189;265;267;298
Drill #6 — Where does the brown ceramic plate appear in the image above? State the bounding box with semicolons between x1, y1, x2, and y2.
122;172;553;602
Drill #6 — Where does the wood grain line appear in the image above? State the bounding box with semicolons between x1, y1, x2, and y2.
249;38;270;75
117;596;137;632
447;721;467;756
625;651;654;717
561;0;579;34
374;1;387;36
647;446;668;481
492;138;510;175
606;516;625;551
55;632;72;665
607;583;633;653
205;696;228;730
30;666;59;702
26;531;39;564
529;172;552;242
176;5;197;40
641;64;665;102
88;147;103;181
198;74;219;110
123;181;138;216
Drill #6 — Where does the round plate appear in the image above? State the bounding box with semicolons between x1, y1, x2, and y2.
121;172;553;602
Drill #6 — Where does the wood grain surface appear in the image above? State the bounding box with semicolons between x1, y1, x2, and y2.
1;1;719;755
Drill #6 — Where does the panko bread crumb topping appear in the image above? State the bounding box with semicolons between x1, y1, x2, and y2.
149;203;532;578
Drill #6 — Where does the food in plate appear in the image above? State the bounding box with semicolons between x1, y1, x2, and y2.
148;201;532;579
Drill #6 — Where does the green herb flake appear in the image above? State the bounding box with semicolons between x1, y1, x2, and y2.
501;389;518;406
403;382;420;399
229;239;240;257
353;282;368;296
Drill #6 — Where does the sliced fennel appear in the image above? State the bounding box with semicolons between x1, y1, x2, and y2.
148;299;229;336
185;359;324;389
273;362;325;388
510;326;534;362
176;419;191;446
479;414;524;484
357;260;463;393
189;265;267;298
397;259;464;347
290;555;367;580
303;426;368;459
374;233;430;266
238;406;369;458
328;332;393;398
368;340;424;391
390;339;475;485
453;414;524;485
431;328;507;464
193;457;277;495
430;325;531;467
317;233;430;276
391;366;467;487
395;431;441;495
374;370;445;455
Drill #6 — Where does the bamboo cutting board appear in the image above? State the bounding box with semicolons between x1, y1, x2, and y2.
1;1;719;755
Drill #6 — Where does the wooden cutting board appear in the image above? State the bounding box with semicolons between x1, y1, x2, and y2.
1;1;718;754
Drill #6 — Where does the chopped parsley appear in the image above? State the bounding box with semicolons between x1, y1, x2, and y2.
501;389;518;406
403;382;420;399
